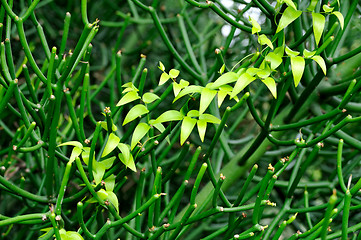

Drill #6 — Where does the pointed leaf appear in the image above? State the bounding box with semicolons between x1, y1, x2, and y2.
159;72;170;85
291;56;305;87
116;91;140;106
58;141;83;149
131;122;150;150
283;0;297;10
102;133;120;157
246;68;259;77
122;82;138;93
119;152;136;172
180;116;197;145
100;121;118;132
93;163;106;185
303;49;316;58
332;11;344;29
142;92;160;104
258;34;273;49
169;69;180;78
285;46;300;57
219;64;225;74
217;85;232;107
312;12;325;46
97;189;108;200
173;85;203;102
197;119;207;142
69;147;83;163
187;110;199;118
123;104;149;125
257;64;271;78
249;16;261;34
199;113;221;124
60;230;84;240
276;7;302;33
322;4;334;13
117;143;131;163
100;156;116;169
199;88;217;114
262;77;277;99
312;55;327;75
81;147;92;165
104;175;115;192
152;110;184;124
265;52;283;69
230;73;256;98
212;72;238;89
106;191;119;213
307;0;318;11
159;61;165;71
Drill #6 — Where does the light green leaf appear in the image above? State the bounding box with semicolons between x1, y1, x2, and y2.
100;156;116;169
173;85;203;102
122;82;138;93
159;72;170;85
123;104;149;125
180;116;197;145
119;152;136;172
322;4;334;13
307;0;318;11
100;121;118;132
97;189;108;200
276;6;302;33
291;56;305;87
219;64;225;74
104;174;115;192
285;46;300;57
199;88;217;114
102;133;120;157
60;230;84;240
230;73;256;98
169;69;180;78
151;122;165;133
152;110;184;124
197;119;207;142
131;122;150;150
57;141;83;149
332;11;344;29
257;64;271;78
258;34;273;49
106;191;119;213
303;49;316;58
173;79;189;97
249;16;261;34
199;113;221;124
81;147;91;165
187;110;199;118
283;0;297;10
217;85;232;107
265;52;283;70
116;91;140;106
262;77;277;99
212;72;238;89
69;147;83;163
159;61;165;71
93;163;106;185
117;143;131;164
312;12;325;46
142;92;159;104
312;55;327;75
246;68;259;77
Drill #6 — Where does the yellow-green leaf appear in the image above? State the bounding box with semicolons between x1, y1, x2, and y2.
312;55;327;75
199;113;221;124
180;116;197;145
217;85;232;107
57;141;83;149
199;88;217;114
212;72;238;89
69;147;83;163
197;119;207;142
249;16;261;34
116;91;140;106
230;73;256;98
291;56;305;87
142;92;159;104
276;7;302;33
131;122;150;150
159;61;165;71
283;0;297;10
123;104;149;125
322;4;334;13
102;133;120;157
258;34;273;49
159;72;170;85
312;12;325;46
303;49;316;58
261;77;277;99
169;69;180;78
285;46;300;57
104;174;115;192
118;152;136;172
173;85;203;102
152;110;183;124
332;11;344;29
265;52;283;70
106;191;119;213
307;0;318;11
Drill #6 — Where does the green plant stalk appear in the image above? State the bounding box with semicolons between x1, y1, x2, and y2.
0;212;49;227
304;188;313;229
65;89;84;142
320;192;337;239
135;169;146;232
4;38;15;79
79;72;89;140
59;12;71;58
77;202;96;239
55;162;72;215
148;166;162;229
14;121;36;150
342;190;351;240
46;47;57;96
162;142;189;183
168;203;197;240
0;78;16;115
0;42;13;83
337;139;347;193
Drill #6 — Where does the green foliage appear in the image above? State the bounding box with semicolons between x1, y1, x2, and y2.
1;0;361;239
